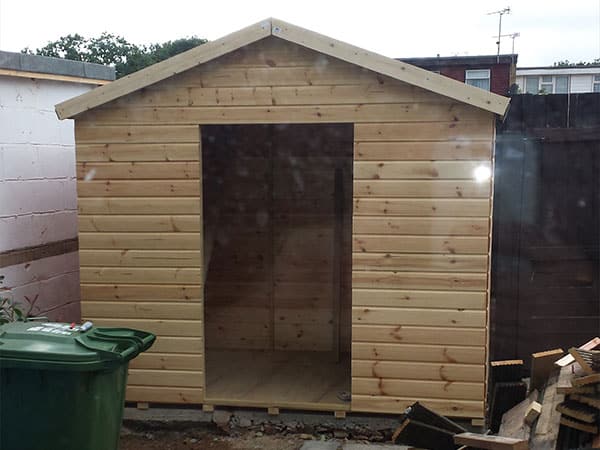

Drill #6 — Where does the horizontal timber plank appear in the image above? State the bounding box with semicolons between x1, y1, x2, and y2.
81;103;485;125
354;161;489;180
126;385;203;404
352;307;486;327
128;369;203;388
79;249;201;267
76;143;200;162
77;162;200;180
352;360;484;382
79;233;201;250
354;141;492;161
351;342;485;364
80;267;202;284
178;63;386;87
78;198;201;215
80;283;202;301
353;235;489;254
352;271;487;291
78;215;201;232
77;180;201;197
352;324;486;345
117;84;444;107
353;198;490;217
352;288;486;309
351;395;483;418
130;353;204;371
353;180;490;198
352;377;483;400
75;124;199;143
83;301;203;319
353;217;489;236
147;337;203;354
354;121;493;141
352;253;488;273
84;318;203;337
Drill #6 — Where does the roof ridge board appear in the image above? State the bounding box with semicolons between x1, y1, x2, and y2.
56;17;509;119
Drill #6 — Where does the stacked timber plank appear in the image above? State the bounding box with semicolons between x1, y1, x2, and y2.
500;338;600;449
554;347;600;436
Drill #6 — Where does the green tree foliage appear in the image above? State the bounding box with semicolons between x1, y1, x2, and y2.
554;58;600;67
24;33;207;78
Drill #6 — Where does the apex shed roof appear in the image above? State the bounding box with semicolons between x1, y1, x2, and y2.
56;18;510;119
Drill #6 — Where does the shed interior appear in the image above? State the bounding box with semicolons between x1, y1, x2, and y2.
202;123;353;409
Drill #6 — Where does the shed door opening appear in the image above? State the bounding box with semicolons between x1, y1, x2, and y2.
202;123;352;409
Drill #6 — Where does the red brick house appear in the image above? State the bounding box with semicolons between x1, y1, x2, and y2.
399;54;517;96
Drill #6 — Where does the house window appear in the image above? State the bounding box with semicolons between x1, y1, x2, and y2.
594;75;600;93
525;75;569;94
540;75;553;93
555;75;568;94
525;76;539;94
465;69;491;91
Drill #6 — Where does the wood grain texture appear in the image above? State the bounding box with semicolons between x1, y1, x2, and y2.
79;249;202;267
351;395;483;418
353;180;490;198
68;34;495;415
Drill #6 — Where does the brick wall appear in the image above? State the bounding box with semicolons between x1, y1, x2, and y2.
0;76;94;321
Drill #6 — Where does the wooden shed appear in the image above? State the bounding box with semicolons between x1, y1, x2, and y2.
56;18;509;420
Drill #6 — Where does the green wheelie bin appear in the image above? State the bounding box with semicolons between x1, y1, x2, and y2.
0;320;155;450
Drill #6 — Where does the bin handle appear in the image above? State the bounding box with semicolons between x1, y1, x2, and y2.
74;335;140;362
94;328;156;352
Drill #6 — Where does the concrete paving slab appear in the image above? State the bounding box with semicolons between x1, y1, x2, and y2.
300;440;342;450
343;444;410;449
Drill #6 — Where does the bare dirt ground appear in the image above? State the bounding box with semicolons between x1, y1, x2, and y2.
119;424;303;450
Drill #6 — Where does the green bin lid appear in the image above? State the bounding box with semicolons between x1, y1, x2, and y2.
0;321;155;371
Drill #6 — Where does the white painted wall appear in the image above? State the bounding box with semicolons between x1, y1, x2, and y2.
516;70;600;94
0;76;95;321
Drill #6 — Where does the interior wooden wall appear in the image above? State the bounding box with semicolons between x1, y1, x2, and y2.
73;36;495;417
202;124;353;353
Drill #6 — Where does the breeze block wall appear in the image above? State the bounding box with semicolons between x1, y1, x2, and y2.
0;75;99;321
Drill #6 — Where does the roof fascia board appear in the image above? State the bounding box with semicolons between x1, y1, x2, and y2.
271;18;509;116
56;19;272;119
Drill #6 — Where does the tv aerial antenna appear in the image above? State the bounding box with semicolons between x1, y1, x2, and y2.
488;7;511;62
493;32;520;63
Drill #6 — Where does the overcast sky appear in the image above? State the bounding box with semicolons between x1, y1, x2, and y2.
0;0;599;67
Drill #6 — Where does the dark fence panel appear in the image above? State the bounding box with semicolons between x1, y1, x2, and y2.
491;94;600;365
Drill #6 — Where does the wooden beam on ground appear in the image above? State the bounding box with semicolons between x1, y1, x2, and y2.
202;404;214;412
136;402;149;410
454;432;528;450
267;407;279;416
568;348;596;375
393;418;457;450
490;381;527;433
334;411;346;419
556;401;597;423
498;390;538;440
490;359;524;383
570;394;600;409
524;402;542;426
530;349;563;392
560;416;599;434
572;373;600;387
403;401;466;434
530;370;565;450
555;337;600;368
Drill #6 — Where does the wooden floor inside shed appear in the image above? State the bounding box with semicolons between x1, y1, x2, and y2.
205;350;351;411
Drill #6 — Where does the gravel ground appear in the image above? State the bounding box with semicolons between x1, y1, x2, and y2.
119;423;303;450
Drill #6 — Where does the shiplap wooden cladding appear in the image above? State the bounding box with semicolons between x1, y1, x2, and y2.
59;18;505;418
